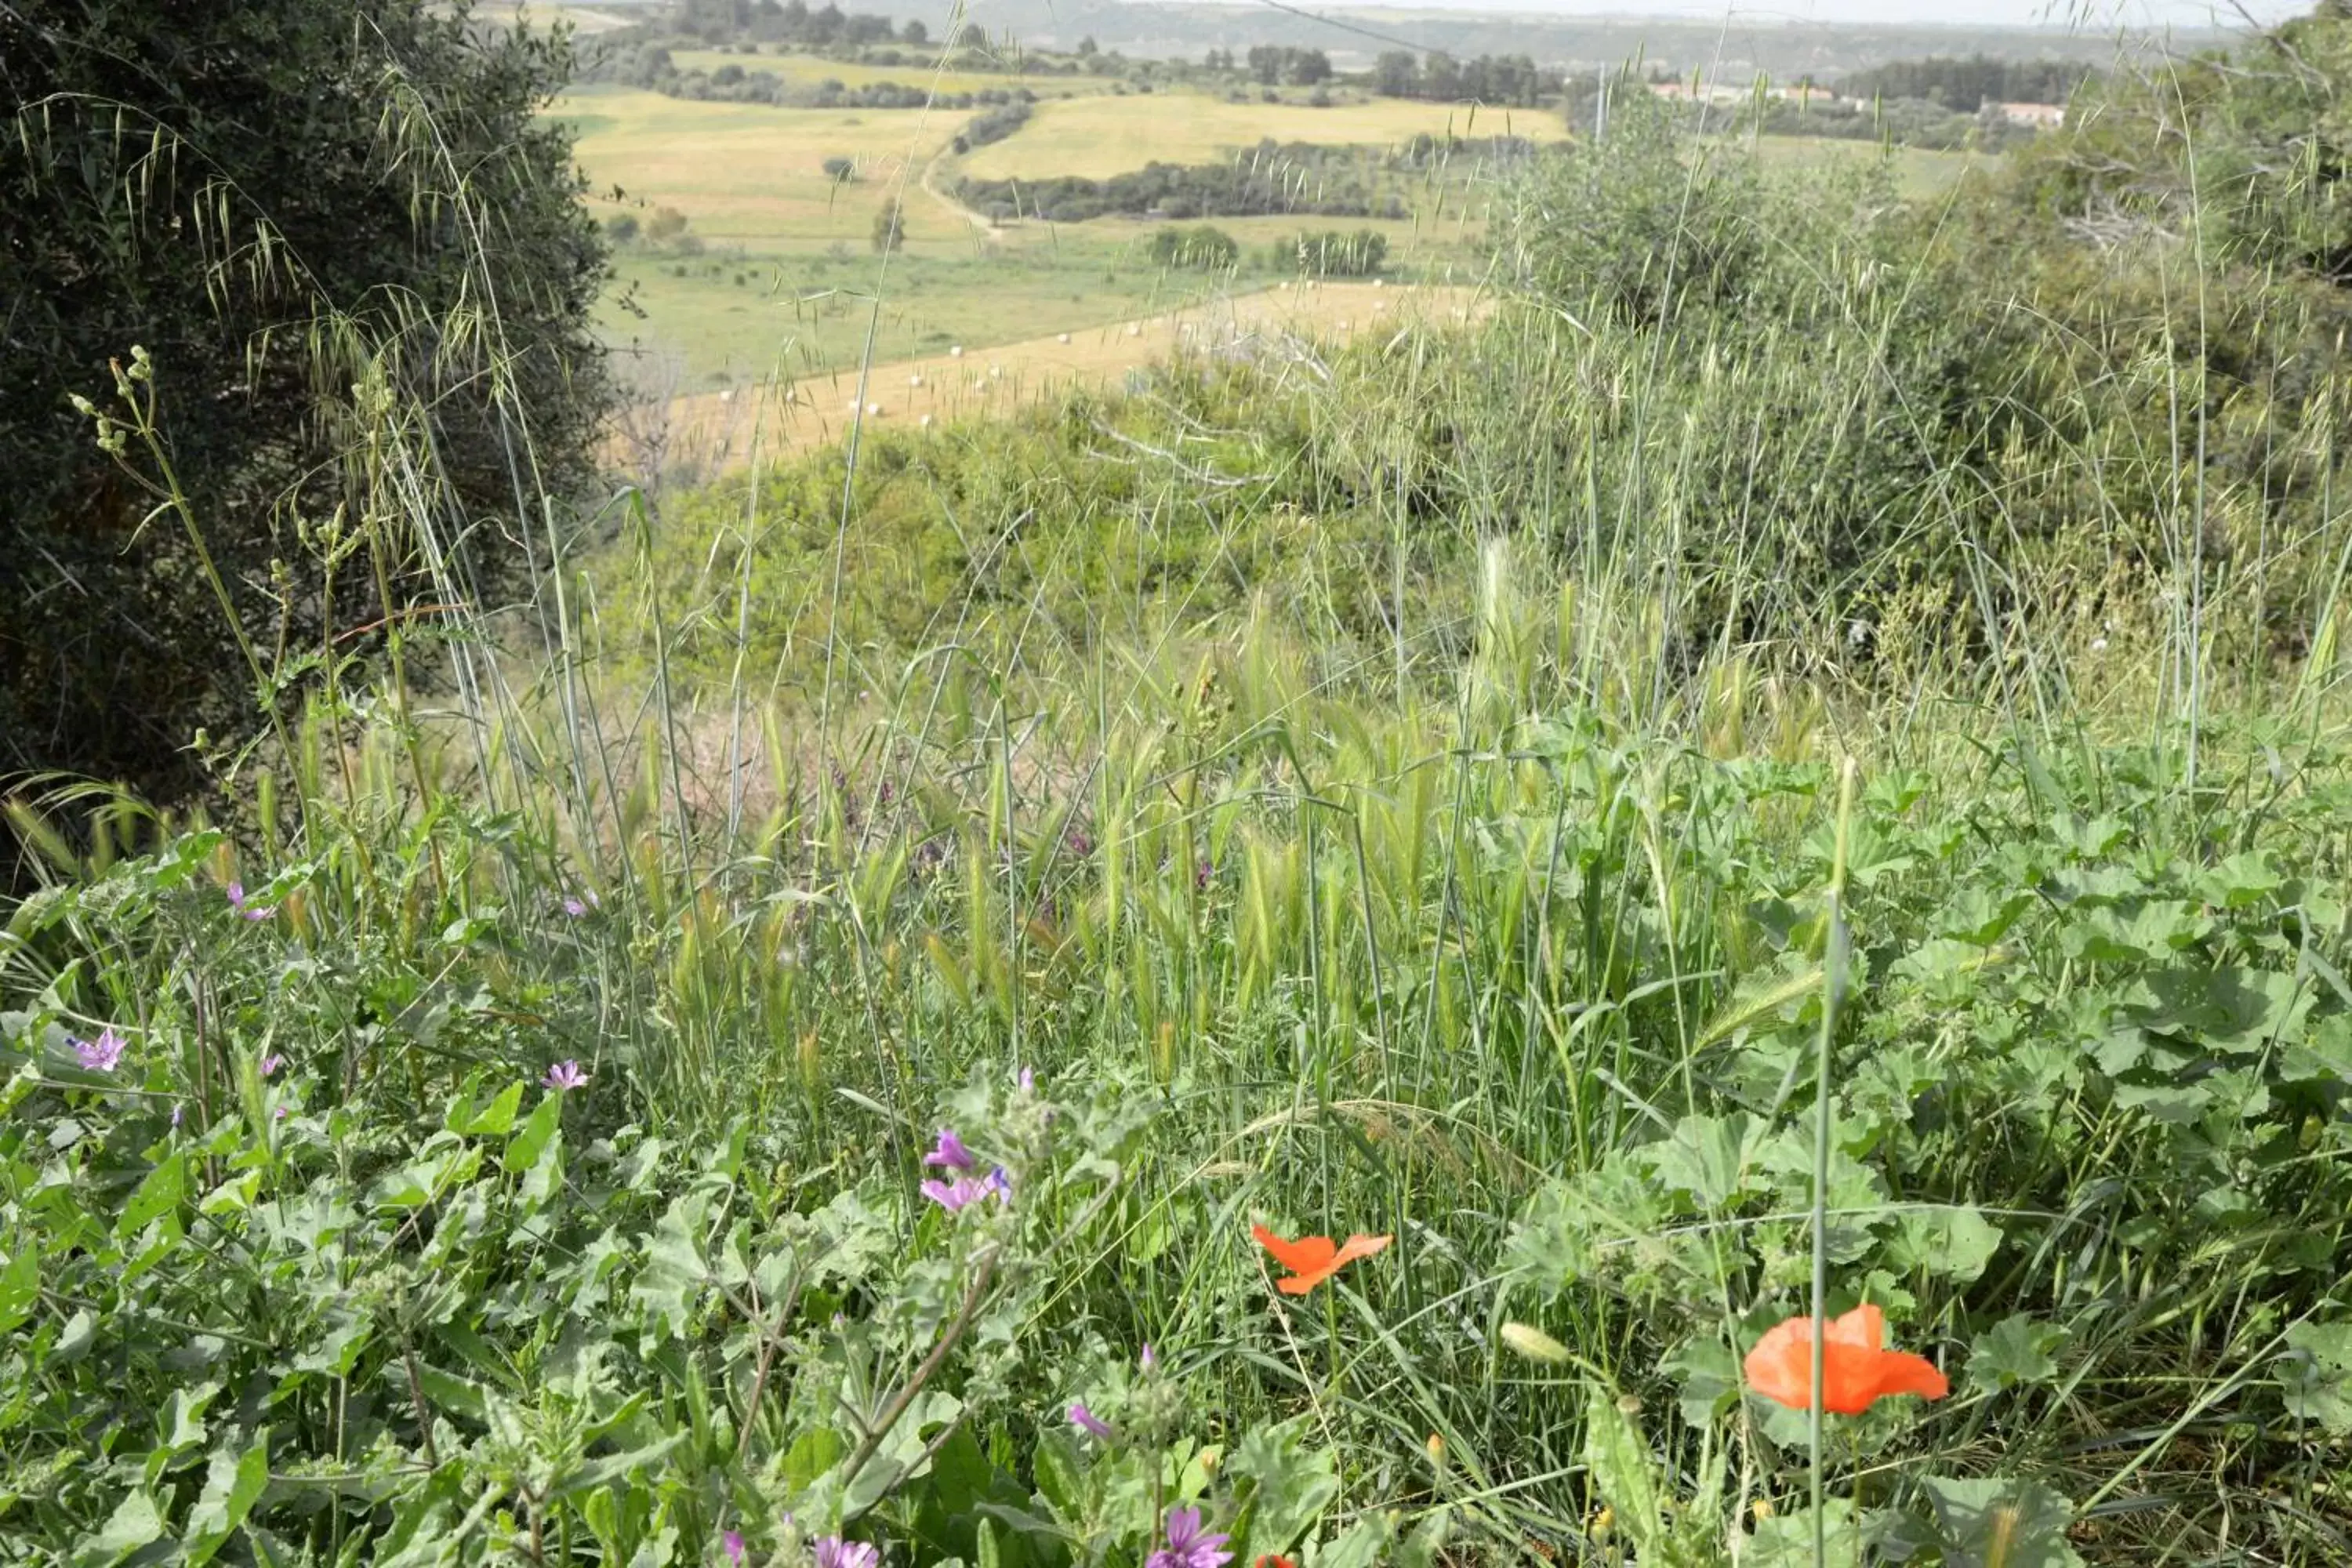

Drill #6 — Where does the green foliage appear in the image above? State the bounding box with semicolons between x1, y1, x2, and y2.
1148;225;1241;270
0;0;610;816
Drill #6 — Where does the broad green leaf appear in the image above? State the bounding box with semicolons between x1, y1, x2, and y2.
184;1433;271;1566
74;1489;165;1566
1915;1476;2083;1568
1740;1501;1863;1567
503;1091;562;1175
1969;1316;2064;1393
1885;1207;2002;1283
116;1149;187;1237
2278;1321;2352;1435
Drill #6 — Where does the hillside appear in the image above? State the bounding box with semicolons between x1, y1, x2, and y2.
6;4;2352;1566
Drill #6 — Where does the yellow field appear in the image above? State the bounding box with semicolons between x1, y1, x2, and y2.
559;86;967;247
957;92;1571;181
659;49;1113;99
638;281;1490;476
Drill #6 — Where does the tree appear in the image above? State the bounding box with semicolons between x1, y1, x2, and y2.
1287;49;1331;87
1374;52;1419;98
0;0;609;816
823;155;857;182
902;19;927;44
1247;45;1283;86
872;200;905;252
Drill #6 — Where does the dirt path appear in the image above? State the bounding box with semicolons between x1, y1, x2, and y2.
630;281;1488;481
918;145;1003;241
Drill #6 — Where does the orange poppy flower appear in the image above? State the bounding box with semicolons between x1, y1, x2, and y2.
1255;1557;1298;1568
1252;1224;1391;1295
1743;1304;1948;1415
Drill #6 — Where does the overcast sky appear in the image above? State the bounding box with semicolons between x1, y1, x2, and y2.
1304;0;2301;27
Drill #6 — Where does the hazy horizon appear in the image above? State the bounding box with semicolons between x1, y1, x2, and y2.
1172;0;2297;30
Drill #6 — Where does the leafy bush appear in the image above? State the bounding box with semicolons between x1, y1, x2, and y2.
1276;228;1388;277
1146;225;1240;270
0;0;609;829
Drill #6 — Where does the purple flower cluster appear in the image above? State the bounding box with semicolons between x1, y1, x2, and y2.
543;1060;590;1091
227;882;272;921
920;1127;1010;1212
815;1537;879;1568
1147;1510;1231;1568
72;1027;127;1073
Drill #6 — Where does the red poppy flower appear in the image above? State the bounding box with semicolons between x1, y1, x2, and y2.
1743;1304;1949;1414
1255;1556;1298;1568
1252;1224;1391;1295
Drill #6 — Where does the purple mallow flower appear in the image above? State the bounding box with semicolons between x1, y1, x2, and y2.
562;897;588;917
1069;1401;1113;1439
1140;1344;1156;1372
1017;1065;1035;1094
814;1538;879;1568
921;1166;1011;1213
260;1054;285;1078
924;1128;975;1171
1147;1509;1232;1568
543;1060;590;1091
74;1027;126;1073
227;882;272;921
721;1530;746;1567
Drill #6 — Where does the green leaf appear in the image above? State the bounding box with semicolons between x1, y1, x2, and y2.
1915;1476;2083;1568
184;1433;271;1566
1884;1207;2002;1283
1661;1335;1740;1429
503;1091;562;1175
2278;1320;2352;1435
1225;1417;1340;1555
1742;1501;1864;1567
74;1489;165;1566
116;1149;187;1237
1968;1316;2064;1394
1645;1113;1762;1211
447;1081;524;1138
0;1247;38;1337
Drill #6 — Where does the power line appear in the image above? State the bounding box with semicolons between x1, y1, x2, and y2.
1240;0;1450;57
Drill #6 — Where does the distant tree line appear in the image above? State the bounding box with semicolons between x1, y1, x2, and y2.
1726;92;2034;154
1200;46;1333;87
1839;53;2093;110
668;0;925;47
959;136;1538;223
1369;51;1563;107
583;42;1034;110
952;100;1033;154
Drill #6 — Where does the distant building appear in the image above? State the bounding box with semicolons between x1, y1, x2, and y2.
1997;101;2067;128
1648;78;1746;106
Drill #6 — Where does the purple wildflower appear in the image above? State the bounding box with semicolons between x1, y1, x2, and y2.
74;1027;126;1073
171;1103;184;1128
1195;858;1213;891
922;1166;1011;1213
1140;1344;1157;1372
1067;829;1093;856
543;1060;590;1091
1017;1065;1035;1094
260;1054;285;1078
924;1128;975;1171
1147;1509;1232;1568
1069;1401;1113;1439
814;1538;879;1568
274;1105;289;1120
227;882;272;921
721;1530;746;1567
562;898;588;918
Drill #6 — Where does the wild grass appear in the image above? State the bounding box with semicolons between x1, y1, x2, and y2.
3;18;2350;1568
